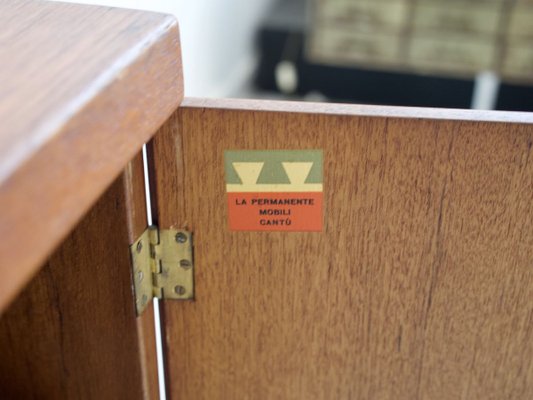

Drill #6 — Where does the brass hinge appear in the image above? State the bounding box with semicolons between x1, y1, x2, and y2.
130;226;194;316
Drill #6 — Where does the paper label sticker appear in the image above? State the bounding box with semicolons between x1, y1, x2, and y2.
225;150;323;231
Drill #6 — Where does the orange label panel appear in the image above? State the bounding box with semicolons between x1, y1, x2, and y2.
225;150;323;232
227;192;323;231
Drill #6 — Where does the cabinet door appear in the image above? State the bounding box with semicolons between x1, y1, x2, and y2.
150;98;533;399
0;154;159;399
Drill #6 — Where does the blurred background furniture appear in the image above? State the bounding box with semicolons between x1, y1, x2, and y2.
255;0;533;110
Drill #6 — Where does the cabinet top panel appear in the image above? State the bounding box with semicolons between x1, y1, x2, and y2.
0;0;183;313
0;0;183;182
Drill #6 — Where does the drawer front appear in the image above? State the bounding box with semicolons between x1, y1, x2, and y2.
413;3;501;35
317;0;410;33
310;27;402;66
508;4;533;37
502;44;533;80
408;35;495;73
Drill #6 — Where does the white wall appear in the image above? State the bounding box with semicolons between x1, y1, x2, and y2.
50;0;274;97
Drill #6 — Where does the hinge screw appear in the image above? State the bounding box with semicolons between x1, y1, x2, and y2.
174;285;186;295
179;259;192;269
136;241;143;253
175;232;187;243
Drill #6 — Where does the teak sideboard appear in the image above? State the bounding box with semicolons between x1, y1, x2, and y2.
0;1;532;399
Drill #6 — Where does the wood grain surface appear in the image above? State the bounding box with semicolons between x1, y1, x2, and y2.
0;154;158;399
151;98;533;399
0;0;183;313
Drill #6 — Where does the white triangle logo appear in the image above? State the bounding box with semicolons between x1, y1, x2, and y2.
282;162;313;185
232;162;264;185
